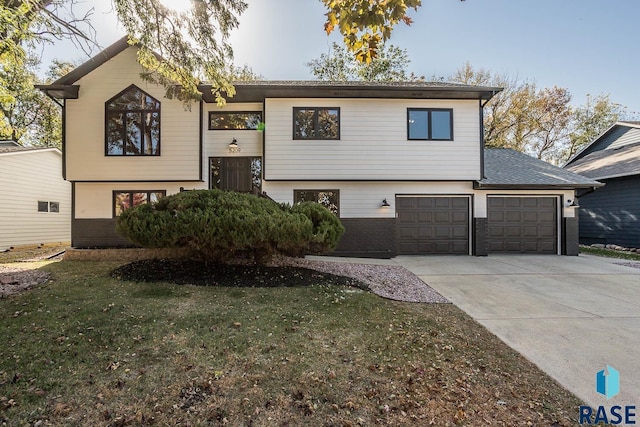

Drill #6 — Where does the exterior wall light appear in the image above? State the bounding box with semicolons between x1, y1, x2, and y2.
228;138;241;153
381;198;391;207
567;199;579;207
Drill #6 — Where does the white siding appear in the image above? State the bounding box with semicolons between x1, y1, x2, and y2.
264;98;481;181
74;182;207;219
203;103;263;180
263;181;474;218
263;181;576;219
0;150;71;249
65;47;200;181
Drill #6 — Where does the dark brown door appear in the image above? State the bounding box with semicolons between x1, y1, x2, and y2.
396;196;470;254
487;197;557;253
210;157;261;193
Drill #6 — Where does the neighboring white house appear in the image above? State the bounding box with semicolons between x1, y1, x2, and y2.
37;37;601;257
0;142;71;250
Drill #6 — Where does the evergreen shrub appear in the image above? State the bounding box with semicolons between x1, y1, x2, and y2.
115;189;344;263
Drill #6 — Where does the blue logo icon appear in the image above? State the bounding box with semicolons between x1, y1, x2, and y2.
596;366;620;399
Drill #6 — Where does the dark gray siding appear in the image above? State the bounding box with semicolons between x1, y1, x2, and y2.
473;218;488;256
574;127;640;161
578;175;640;248
562;217;579;256
332;218;396;258
72;219;132;248
73;217;398;258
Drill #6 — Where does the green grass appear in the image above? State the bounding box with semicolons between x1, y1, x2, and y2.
580;245;640;261
0;260;582;426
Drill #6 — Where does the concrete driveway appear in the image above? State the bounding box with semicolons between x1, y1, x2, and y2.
393;254;640;408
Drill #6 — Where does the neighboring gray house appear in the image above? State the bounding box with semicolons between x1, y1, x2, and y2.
564;121;640;248
37;37;601;257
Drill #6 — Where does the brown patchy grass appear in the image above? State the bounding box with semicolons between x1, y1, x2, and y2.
0;244;67;264
0;259;583;426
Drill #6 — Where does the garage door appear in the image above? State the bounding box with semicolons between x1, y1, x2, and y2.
487;197;557;253
397;196;469;254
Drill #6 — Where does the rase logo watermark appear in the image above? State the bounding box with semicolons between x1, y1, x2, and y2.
579;366;636;425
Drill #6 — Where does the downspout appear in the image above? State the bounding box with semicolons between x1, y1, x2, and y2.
61;99;66;180
479;96;493;180
199;100;204;182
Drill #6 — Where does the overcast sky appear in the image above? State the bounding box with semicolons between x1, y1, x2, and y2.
40;0;640;114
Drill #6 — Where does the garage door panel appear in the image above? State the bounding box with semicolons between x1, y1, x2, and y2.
540;212;556;222
539;241;556;252
488;197;557;254
417;198;435;209
506;198;521;208
539;226;556;237
417;212;433;222
488;211;505;222
452;225;468;238
452;212;467;222
506;211;521;221
397;198;416;209
418;227;433;238
397;196;469;255
539;198;556;208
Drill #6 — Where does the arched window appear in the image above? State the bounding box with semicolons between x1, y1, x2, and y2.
105;85;160;156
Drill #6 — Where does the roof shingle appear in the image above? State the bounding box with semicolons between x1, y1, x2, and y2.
478;148;602;188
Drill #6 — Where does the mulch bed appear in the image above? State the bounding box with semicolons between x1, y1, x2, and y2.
111;258;369;289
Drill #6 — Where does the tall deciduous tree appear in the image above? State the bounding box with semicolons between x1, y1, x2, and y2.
321;0;423;63
0;55;66;147
3;0;434;103
566;94;624;159
307;42;423;82
450;62;624;165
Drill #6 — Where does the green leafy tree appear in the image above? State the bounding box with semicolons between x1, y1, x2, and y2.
566;94;624;160
227;64;263;81
307;41;423;81
0;55;64;147
322;0;423;63
3;0;437;103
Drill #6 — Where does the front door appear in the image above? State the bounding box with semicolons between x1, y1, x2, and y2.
209;157;262;193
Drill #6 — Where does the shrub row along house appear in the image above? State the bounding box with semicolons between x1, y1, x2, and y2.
37;37;601;258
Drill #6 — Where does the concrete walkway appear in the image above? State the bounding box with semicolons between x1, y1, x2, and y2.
392;254;640;408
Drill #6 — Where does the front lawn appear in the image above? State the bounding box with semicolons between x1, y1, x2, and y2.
0;259;581;426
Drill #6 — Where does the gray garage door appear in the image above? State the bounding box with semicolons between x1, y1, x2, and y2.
397;196;469;254
487;197;558;254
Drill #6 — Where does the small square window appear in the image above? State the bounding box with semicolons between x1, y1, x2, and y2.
49;202;60;213
38;201;49;212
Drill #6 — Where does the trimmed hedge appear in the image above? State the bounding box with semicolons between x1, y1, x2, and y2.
115;189;344;263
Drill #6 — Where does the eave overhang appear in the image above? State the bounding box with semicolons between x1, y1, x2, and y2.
199;82;502;103
473;182;605;190
34;84;80;100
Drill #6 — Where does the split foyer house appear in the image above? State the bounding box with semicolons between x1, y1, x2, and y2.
0;141;71;250
37;37;601;257
564;121;640;248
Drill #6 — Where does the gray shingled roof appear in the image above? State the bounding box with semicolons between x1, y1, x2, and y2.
564;141;640;179
477;148;602;189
